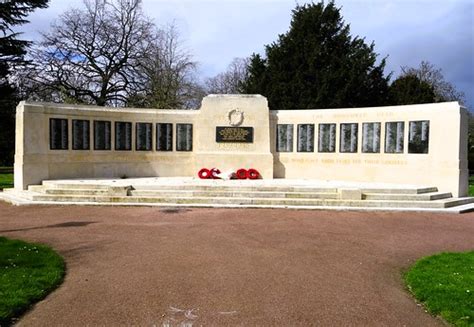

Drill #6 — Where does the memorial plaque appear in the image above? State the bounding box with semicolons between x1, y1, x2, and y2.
94;120;111;150
136;122;152;151
176;123;193;151
362;122;380;153
318;123;336;153
72;120;90;150
156;123;173;151
340;123;358;153
408;120;429;154
297;124;314;152
385;121;404;153
115;121;132;151
216;127;254;143
276;124;293;152
50;118;68;150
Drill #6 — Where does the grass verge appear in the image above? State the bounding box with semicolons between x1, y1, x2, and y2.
0;167;13;190
404;251;474;326
0;237;65;325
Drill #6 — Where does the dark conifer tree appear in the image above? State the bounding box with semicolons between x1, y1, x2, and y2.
0;0;48;165
241;1;390;110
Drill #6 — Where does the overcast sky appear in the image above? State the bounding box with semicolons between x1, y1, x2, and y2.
18;0;474;108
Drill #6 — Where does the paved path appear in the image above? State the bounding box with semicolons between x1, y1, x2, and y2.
0;202;473;326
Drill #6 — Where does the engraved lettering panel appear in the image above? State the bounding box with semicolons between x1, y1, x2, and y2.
216;127;254;143
177;124;192;151
50;118;68;150
136;123;152;151
156;123;173;151
385;122;404;153
408;120;429;154
297;124;314;152
276;124;293;152
115;122;132;151
362;122;381;153
94;121;111;150
318;123;336;153
340;123;358;153
72;120;90;150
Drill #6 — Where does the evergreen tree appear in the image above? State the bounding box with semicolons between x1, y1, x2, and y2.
241;1;390;110
388;75;436;105
0;0;49;165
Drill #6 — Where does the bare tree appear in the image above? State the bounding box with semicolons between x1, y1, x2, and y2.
127;23;204;109
204;57;249;94
400;61;465;105
23;0;155;106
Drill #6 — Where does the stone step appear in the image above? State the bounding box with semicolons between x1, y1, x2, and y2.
28;194;474;209
29;187;449;201
36;187;339;199
41;181;112;190
129;189;338;199
132;185;439;194
37;181;438;195
363;192;452;201
28;185;46;192
43;188;112;195
441;197;474;208
359;187;438;194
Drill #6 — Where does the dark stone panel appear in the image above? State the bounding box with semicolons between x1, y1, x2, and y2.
176;124;193;151
409;121;429;154
72;120;90;150
276;124;293;152
318;124;336;153
297;124;314;152
385;122;405;153
136;123;152;151
157;123;173;151
115;122;132;151
50;118;68;150
94;121;111;150
216;127;254;143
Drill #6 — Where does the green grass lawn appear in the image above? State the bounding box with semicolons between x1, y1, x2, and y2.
0;237;65;325
404;251;474;327
0;167;13;190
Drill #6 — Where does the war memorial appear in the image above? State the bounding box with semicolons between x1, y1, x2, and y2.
1;94;472;212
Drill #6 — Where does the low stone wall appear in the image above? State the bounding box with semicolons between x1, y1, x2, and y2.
14;95;468;197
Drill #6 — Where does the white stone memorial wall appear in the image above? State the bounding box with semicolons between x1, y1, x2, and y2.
14;96;468;196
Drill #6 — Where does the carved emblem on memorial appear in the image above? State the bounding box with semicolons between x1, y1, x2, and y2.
228;109;244;127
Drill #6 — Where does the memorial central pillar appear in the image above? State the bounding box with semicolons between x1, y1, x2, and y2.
193;95;274;179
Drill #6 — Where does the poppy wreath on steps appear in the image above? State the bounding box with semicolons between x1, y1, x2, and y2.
247;168;260;180
210;168;221;179
236;168;248;180
198;168;211;179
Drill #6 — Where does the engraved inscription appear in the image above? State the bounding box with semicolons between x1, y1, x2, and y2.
216;127;253;143
50;118;68;150
115;122;132;151
72;119;90;150
94;121;111;150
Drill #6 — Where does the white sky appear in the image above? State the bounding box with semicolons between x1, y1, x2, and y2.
18;0;474;107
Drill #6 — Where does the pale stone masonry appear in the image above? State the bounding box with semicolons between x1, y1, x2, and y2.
14;95;468;197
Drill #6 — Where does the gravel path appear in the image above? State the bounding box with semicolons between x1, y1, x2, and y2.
0;202;473;326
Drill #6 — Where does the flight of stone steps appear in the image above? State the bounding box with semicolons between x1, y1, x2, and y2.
2;179;474;212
